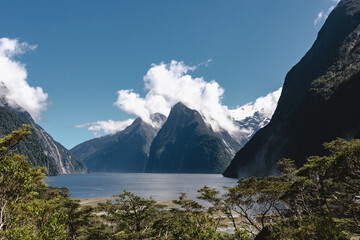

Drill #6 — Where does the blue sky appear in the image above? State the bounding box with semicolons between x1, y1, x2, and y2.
0;0;339;149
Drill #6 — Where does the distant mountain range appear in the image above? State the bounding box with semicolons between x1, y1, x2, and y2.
71;91;280;173
224;0;360;178
0;98;87;175
4;1;357;178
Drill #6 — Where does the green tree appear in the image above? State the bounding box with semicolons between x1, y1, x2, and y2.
250;139;360;239
0;125;93;239
0;125;49;239
97;190;161;239
195;139;360;239
169;193;221;240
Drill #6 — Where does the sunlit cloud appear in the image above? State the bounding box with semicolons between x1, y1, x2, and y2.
0;38;48;120
114;60;281;138
74;119;135;137
114;60;240;135
76;60;282;139
230;88;282;122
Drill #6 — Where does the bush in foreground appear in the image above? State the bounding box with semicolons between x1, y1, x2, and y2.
0;126;359;239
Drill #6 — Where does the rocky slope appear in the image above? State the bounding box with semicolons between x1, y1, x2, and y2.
145;103;234;173
71;97;280;174
71;114;166;172
71;89;281;174
224;0;360;178
1;98;87;174
0;106;59;175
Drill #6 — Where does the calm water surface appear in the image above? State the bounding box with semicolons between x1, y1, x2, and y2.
45;173;238;200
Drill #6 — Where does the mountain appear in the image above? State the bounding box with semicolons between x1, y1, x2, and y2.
0;98;87;174
224;0;360;178
71;113;166;172
230;88;282;142
71;93;280;174
145;103;234;173
0;106;59;175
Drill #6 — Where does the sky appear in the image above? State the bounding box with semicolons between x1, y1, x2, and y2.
0;0;340;149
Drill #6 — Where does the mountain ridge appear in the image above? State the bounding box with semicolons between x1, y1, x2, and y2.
0;98;87;174
224;0;360;178
145;102;234;173
71;113;166;172
71;94;280;173
0;106;59;175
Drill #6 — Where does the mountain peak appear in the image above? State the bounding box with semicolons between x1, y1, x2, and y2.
145;103;234;173
169;102;205;122
172;101;187;109
71;113;164;173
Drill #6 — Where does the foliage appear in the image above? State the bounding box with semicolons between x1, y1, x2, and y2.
0;107;58;175
310;22;360;101
92;191;222;240
196;139;360;239
170;192;221;240
209;139;359;239
1;126;359;239
0;125;91;239
96;190;159;239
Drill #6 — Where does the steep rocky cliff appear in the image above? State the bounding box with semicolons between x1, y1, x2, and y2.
1;98;87;174
146;103;234;173
0;106;59;175
224;0;360;178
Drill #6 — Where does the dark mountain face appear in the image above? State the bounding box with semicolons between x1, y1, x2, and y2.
71;114;166;172
224;0;360;178
0;106;59;175
145;103;234;173
0;99;87;174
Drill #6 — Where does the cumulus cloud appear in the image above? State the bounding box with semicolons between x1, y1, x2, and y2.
230;88;282;122
314;0;340;26
77;60;281;139
74;119;135;137
0;38;48;120
114;60;240;135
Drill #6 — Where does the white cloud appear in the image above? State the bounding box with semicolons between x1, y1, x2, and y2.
314;0;340;26
74;119;135;137
76;60;282;139
0;38;48;120
230;88;282;122
114;60;241;135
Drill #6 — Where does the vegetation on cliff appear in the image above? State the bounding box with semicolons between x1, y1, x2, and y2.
0;107;59;175
224;0;360;178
